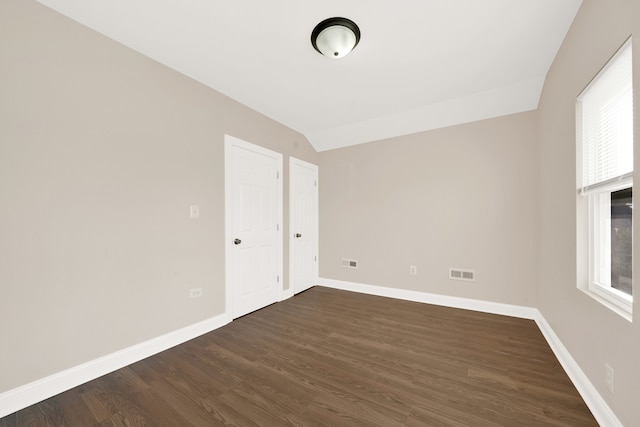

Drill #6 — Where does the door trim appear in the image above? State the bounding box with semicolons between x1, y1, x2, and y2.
288;157;319;296
224;135;283;318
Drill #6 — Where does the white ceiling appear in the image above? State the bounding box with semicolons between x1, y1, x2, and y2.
35;0;583;152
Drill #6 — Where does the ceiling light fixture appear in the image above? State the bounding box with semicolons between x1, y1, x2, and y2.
311;17;361;59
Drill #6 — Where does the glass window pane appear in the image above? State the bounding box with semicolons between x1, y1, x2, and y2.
611;187;633;296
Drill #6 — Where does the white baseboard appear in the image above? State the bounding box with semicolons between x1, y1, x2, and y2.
317;278;623;427
318;277;538;319
534;314;623;427
0;312;231;418
280;287;294;301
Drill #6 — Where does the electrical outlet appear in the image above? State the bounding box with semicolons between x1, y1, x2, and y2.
189;288;202;298
409;265;417;275
605;363;614;394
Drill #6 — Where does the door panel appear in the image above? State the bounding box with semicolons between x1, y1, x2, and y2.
290;158;318;295
226;136;282;319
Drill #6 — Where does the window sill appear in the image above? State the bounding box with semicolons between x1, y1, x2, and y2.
578;286;633;322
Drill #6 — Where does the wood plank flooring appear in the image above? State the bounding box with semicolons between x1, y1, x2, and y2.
1;287;598;426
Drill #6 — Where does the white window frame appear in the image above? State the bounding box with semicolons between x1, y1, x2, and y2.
577;37;633;320
587;183;633;314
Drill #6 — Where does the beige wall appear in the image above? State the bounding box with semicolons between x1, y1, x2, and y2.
0;0;317;393
319;111;539;307
537;0;639;425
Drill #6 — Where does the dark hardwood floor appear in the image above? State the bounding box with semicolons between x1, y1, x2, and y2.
1;287;598;426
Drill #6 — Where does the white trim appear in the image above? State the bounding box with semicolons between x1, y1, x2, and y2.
578;171;633;195
224;136;233;319
0;313;231;419
316;278;623;427
280;287;294;301
289;157;319;296
224;134;284;317
318;278;537;319
534;314;624;427
584;183;633;320
578;287;633;322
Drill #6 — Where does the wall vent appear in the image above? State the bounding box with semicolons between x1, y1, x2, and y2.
342;258;358;269
449;268;475;282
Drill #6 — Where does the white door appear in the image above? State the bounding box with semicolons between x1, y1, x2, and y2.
225;135;282;319
290;157;318;295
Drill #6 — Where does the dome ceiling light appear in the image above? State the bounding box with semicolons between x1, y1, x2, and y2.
311;17;361;59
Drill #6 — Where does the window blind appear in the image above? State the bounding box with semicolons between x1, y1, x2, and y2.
578;38;633;194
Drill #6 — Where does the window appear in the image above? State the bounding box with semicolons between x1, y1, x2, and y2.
577;38;633;317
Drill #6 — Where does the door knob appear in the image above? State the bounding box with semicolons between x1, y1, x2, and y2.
234;238;242;245
295;233;302;238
